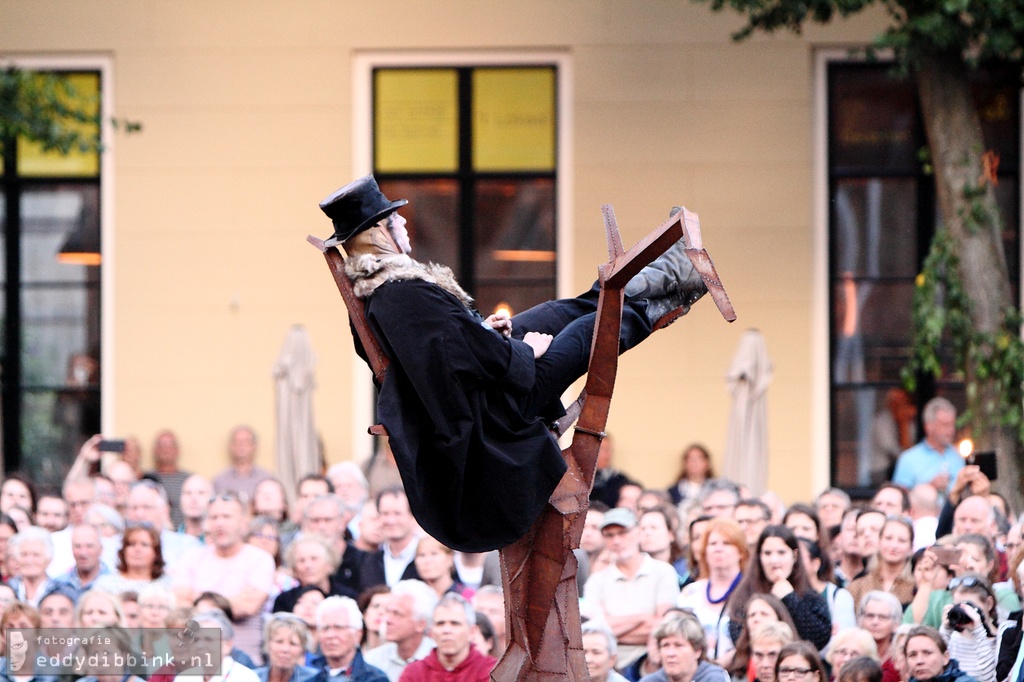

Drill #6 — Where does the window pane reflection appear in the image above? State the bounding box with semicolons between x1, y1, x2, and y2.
830;66;920;173
23;388;100;484
21;185;98;283
22;287;93;386
832;178;918;278
473;178;555;315
832;279;914;384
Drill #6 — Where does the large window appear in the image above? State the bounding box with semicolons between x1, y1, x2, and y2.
827;62;1020;495
0;70;102;485
372;66;558;315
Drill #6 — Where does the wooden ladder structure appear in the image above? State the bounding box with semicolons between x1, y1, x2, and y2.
309;205;734;682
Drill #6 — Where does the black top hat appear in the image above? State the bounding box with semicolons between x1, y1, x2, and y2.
319;175;409;247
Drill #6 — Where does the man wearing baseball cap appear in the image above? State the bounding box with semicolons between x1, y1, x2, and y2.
582;508;681;669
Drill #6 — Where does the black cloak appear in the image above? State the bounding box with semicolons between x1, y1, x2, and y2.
358;278;568;552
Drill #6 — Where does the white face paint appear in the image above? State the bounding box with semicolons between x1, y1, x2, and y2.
388;213;411;254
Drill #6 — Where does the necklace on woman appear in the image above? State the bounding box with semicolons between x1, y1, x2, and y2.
706;572;742;604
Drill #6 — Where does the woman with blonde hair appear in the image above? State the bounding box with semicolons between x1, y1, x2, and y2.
414;535;469;598
848;517;915;610
750;621;796;682
0;601;40;671
74;589;125;628
255;614;321;682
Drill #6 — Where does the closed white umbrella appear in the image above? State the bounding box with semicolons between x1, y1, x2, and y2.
723;329;773;494
273;325;319;494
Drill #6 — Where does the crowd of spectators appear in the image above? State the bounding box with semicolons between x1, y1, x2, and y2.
0;395;1022;682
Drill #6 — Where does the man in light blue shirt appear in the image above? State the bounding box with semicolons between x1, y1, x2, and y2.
892;396;964;494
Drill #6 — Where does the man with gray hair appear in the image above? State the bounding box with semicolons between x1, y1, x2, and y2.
699;480;741;519
172;491;273;660
857;591;903;663
363;580;437;682
582;621;630;682
399;593;496;682
815;488;851;531
643;611;729;682
314;596;388;682
892;396;963;494
56;523;110;598
46;476;97;577
125;479;200;568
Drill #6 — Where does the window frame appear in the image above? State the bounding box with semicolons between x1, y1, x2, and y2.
0;54;116;473
351;50;573;461
813;48;1024;495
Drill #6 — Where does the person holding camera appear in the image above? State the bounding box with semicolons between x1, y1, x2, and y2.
938;573;998;682
905;535;1020;628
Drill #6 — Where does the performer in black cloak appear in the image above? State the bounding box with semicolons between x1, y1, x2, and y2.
319;175;709;553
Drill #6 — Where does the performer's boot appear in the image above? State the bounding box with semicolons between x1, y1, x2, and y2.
625;211;708;321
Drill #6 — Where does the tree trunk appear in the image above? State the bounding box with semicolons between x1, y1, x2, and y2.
915;53;1024;510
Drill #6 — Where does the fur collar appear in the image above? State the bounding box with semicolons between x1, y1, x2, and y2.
344;254;475;308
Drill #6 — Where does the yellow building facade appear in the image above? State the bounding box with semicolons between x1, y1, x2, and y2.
1;1;924;502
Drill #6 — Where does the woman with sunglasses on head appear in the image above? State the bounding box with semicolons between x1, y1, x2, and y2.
937;573;997;682
905;535;1020;628
727;526;832;653
773;641;829;682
